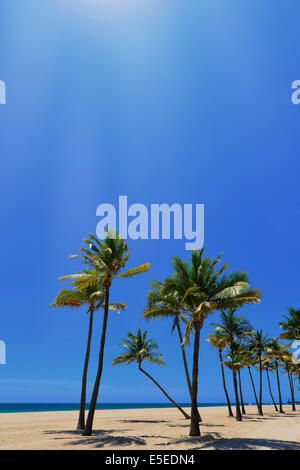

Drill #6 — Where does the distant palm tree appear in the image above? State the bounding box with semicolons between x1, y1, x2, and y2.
223;349;245;421
143;280;201;421
266;338;290;414
247;330;270;416
279;307;300;341
60;230;150;436
261;359;278;412
211;309;254;418
52;271;125;429
206;331;233;417
113;329;190;419
160;251;261;435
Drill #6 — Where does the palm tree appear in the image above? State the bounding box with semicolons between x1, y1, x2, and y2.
159;250;261;435
143;280;201;421
262;359;278;412
60;230;150;435
206;331;233;417
234;342;247;415
211;309;254;418
266;338;289;414
282;354;297;412
247;329;270;416
243;345;260;414
223;349;245;421
113;329;190;419
279;307;300;341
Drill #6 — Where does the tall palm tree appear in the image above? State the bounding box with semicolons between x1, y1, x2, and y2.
223;349;245;421
234;342;247;415
266;338;290;414
243;345;260;414
60;230;150;435
160;250;261;435
113;329;190;419
206;331;233;417
211;309;254;418
52;272;126;429
261;359;278;412
143;280;201;421
247;330;270;416
282;354;297;412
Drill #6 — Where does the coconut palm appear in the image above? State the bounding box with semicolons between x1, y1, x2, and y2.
52;271;126;429
266;338;290;414
211;309;254;417
243;345;260;414
223;349;245;421
160;250;261;435
143;280;201;421
113;329;190;419
261;359;278;412
206;331;233;417
279;307;300;341
60;230;150;435
247;330;270;416
234;342;247;415
282;354;297;412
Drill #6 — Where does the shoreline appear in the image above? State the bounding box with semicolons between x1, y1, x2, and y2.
0;405;299;450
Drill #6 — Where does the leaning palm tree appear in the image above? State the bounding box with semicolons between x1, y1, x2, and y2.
113;329;190;419
261;359;278;412
52;271;125;430
247;329;270;416
211;309;254;417
160;250;261;436
60;230;150;436
223;349;245;421
206;330;233;417
266;338;290;414
143;280;201;421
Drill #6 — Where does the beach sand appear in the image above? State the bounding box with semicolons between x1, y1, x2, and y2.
0;405;299;450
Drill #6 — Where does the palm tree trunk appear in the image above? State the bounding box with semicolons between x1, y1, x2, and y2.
176;320;202;422
219;349;233;417
248;366;260;413
287;369;296;412
138;364;190;419
189;324;201;436
258;354;263;415
77;308;94;430
275;362;284;414
266;368;278;412
83;286;110;436
233;370;242;421
238;369;246;414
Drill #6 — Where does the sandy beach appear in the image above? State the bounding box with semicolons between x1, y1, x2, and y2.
0;405;299;450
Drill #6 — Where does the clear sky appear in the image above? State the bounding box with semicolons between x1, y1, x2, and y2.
0;0;299;404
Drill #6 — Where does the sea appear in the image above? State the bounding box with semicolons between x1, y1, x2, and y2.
0;403;227;413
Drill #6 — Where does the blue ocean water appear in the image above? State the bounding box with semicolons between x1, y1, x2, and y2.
0;403;227;413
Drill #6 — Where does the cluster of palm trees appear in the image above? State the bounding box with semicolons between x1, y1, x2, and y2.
206;308;299;422
52;230;299;437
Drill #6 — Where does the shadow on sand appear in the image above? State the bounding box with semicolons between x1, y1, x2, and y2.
44;429;146;448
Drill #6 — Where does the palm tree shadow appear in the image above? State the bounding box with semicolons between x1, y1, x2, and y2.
44;429;146;448
191;437;300;450
120;419;167;424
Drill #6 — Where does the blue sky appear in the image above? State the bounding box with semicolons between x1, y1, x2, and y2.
0;0;299;405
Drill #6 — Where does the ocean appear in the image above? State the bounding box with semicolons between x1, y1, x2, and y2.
0;403;227;413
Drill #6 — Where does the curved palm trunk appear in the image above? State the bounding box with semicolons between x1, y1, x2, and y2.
238;369;246;414
275;362;284;414
287;369;296;412
258;355;263;415
266;368;278;412
233;370;242;421
83;286;110;436
138;364;190;419
189;325;201;436
176;320;202;422
219;349;233;417
248;366;260;413
77;308;94;430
